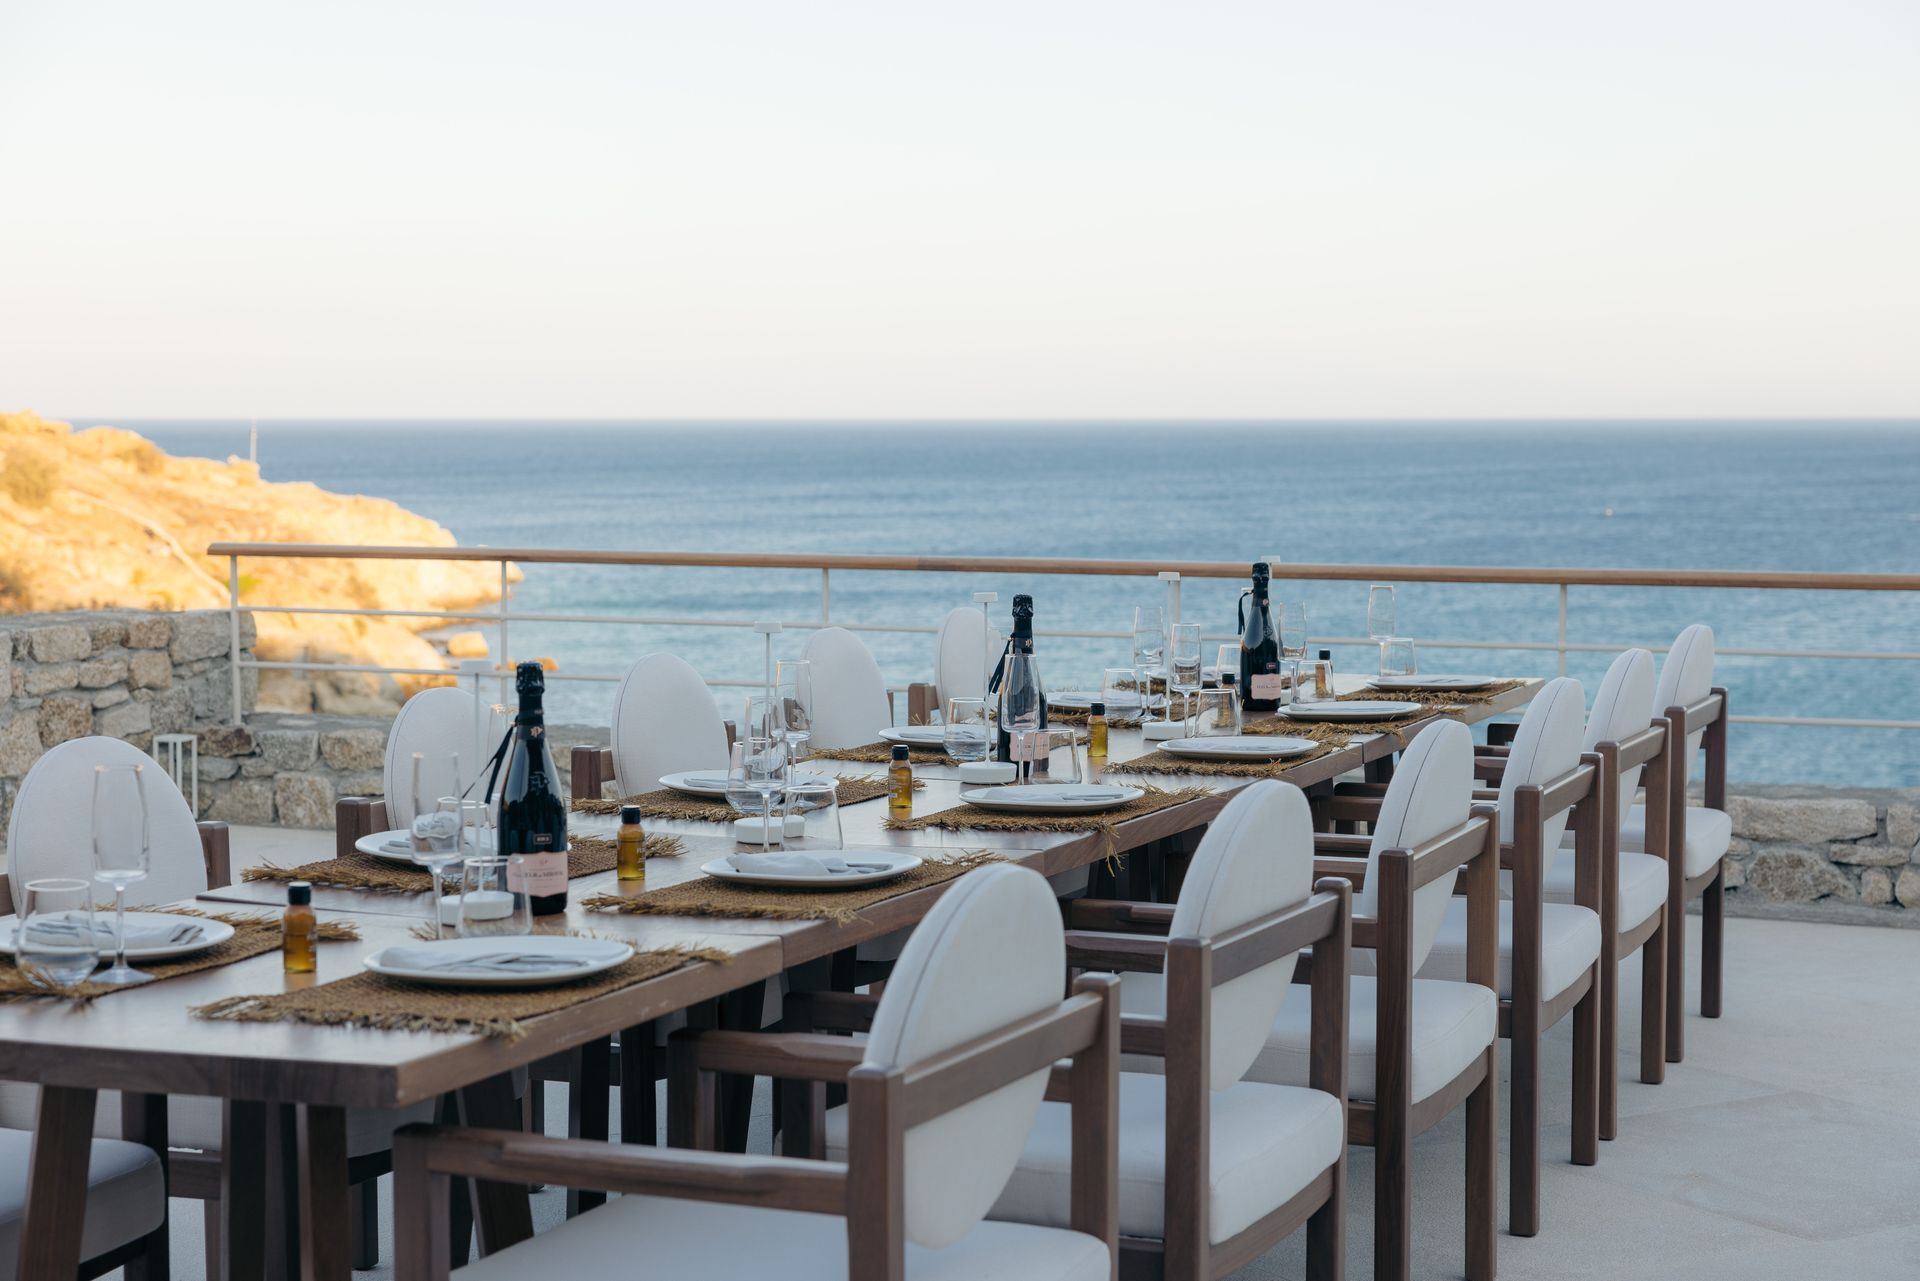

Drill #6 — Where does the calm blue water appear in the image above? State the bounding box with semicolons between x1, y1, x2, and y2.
125;421;1920;787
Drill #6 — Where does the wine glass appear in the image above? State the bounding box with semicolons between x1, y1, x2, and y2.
775;660;813;763
942;697;990;762
1277;600;1308;664
1169;623;1203;722
1367;585;1397;642
457;856;532;939
91;763;153;986
727;733;788;852
1131;605;1166;680
1382;638;1418;680
416;797;485;939
16;878;100;990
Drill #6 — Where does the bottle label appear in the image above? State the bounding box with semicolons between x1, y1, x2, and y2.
508;851;568;896
1250;674;1286;699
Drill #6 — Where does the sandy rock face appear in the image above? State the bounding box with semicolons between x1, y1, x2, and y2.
0;411;513;712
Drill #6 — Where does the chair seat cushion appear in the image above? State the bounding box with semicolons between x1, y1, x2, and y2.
0;1127;164;1267
1419;899;1603;1001
0;1084;431;1159
827;1073;1341;1247
1620;804;1731;879
1247;976;1496;1105
1544;850;1668;930
454;1189;1110;1281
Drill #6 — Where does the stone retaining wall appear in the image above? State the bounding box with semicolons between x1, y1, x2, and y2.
1715;785;1920;927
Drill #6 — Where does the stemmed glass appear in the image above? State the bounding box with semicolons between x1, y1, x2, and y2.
1169;623;1203;723
16;879;100;990
942;697;991;763
1277;601;1308;702
727;718;789;853
91;763;153;986
775;660;813;765
416;797;486;939
1368;585;1397;677
1131;606;1166;684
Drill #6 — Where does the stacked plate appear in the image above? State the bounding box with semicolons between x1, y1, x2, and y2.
356;828;498;864
659;770;833;798
1157;735;1318;762
363;935;634;988
1279;700;1422;722
877;726;948;748
1367;675;1500;692
700;852;921;888
958;784;1142;814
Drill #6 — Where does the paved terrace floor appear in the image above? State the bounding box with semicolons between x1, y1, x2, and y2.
130;826;1920;1280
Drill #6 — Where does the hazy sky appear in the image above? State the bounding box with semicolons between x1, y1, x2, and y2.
1;1;1915;419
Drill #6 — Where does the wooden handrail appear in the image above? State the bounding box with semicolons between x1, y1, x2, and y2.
204;543;1920;592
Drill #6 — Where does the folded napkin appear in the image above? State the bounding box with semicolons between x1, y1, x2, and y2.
378;946;594;974
27;913;203;949
725;852;854;877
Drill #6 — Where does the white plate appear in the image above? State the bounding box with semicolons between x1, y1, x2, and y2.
1159;736;1319;761
877;726;949;747
0;911;236;962
700;853;921;889
958;784;1143;814
364;935;633;988
657;770;834;799
1280;700;1424;722
1046;691;1162;713
1368;675;1500;692
355;828;497;864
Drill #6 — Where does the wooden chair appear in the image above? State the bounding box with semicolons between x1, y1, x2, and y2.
380;685;505;831
1540;649;1673;1136
393;864;1123;1281
0;1124;168;1280
802;626;895;749
1250;721;1503;1281
1406;678;1604;1238
903;605;1003;725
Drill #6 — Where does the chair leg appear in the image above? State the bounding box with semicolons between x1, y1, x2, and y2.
1599;941;1620;1141
349;1176;380;1270
1572;975;1600;1166
566;1037;612;1216
1664;891;1687;1064
1510;1012;1541;1237
1701;869;1724;1019
202;1200;224;1281
1374;1109;1412;1281
1640;916;1667;1084
1464;1049;1498;1281
1305;1153;1344;1281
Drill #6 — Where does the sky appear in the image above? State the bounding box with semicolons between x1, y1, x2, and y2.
1;0;1916;421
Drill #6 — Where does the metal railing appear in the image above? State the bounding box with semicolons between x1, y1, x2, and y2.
207;543;1920;733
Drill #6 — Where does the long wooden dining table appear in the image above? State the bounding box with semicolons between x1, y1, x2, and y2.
3;677;1537;1281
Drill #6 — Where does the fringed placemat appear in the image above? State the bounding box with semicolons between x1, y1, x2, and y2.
1341;678;1528;707
241;833;688;894
193;943;730;1042
882;787;1210;841
1043;707;1151;728
571;775;914;821
809;733;1084;765
581;852;1003;925
0;908;361;1003
1104;739;1350;778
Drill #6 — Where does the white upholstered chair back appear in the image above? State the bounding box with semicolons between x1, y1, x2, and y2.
1496;676;1588;881
932;607;1003;707
1584;649;1656;831
7;737;205;908
1653;624;1716;781
383;686;505;829
861;864;1065;1250
1168;779;1313;1090
801;627;891;750
1353;720;1473;975
610;654;730;796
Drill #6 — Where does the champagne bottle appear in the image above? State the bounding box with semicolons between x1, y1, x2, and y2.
989;594;1048;768
1239;562;1283;712
499;660;569;917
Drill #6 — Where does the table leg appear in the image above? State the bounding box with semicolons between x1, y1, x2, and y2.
566;1037;611;1215
619;1023;658;1146
18;1084;97;1281
294;1105;351;1281
716;985;762;1153
120;1092;171;1281
221;1100;269;1281
457;1073;534;1255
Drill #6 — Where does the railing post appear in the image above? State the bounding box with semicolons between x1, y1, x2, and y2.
227;554;244;727
1556;583;1569;677
820;568;830;622
498;559;511;704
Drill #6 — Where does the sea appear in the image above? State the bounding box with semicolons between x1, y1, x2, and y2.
123;421;1920;789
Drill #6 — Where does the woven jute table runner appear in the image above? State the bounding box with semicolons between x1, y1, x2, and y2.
0;908;360;1003
1339;678;1528;707
809;732;1084;765
581;852;1002;925
882;786;1211;839
241;833;687;894
572;775;911;821
193;942;729;1041
1104;738;1350;779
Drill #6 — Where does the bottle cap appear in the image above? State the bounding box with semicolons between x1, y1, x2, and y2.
288;881;311;906
1090;701;1106;715
891;744;910;761
620;805;643;824
1319;649;1332;660
1222;672;1236;686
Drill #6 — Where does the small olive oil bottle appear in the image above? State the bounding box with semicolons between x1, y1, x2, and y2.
283;881;316;974
1088;701;1109;759
617;804;646;882
889;744;914;813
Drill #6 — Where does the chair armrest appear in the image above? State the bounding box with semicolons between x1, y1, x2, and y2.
782;990;880;1034
1327;793;1383;823
906;682;939;726
1065;930;1167;974
1313;835;1372;854
334;797;389;860
569;746;616;806
1119;1014;1166;1058
1062;899;1176;934
1332;781;1389;797
196;821;231;890
1473;757;1507;785
668;1029;866;1085
394;1125;847;1214
1312;856;1368;889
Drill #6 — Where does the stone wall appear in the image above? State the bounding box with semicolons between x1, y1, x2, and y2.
0;608;258;844
1715;785;1920;927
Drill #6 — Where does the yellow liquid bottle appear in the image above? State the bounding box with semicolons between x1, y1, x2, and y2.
282;881;316;974
889;744;914;813
1088;701;1109;759
616;805;646;882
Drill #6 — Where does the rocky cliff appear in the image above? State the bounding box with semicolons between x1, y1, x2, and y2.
0;410;509;712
